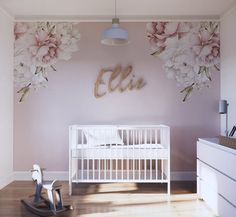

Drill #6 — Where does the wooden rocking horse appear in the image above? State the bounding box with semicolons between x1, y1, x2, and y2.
21;164;72;216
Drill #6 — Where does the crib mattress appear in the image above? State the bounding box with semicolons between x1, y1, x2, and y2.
77;143;163;149
72;144;168;159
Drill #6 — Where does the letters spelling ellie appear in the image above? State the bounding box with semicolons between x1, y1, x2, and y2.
94;65;146;98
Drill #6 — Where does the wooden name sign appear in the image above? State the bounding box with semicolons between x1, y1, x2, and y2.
94;65;146;98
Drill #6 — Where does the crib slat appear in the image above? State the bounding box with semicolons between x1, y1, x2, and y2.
167;126;171;195
162;159;164;180
127;129;129;180
155;129;158;180
69;126;72;195
147;128;152;180
116;150;118;180
99;155;101;180
161;128;164;181
104;129;106;180
116;129;118;180
81;130;84;180
132;130;135;180
135;129;138;180
144;129;147;180
121;129;124;180
92;130;95;181
139;129;141;180
110;129;112;180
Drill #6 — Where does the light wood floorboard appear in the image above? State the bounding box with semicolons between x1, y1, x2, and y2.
0;181;216;217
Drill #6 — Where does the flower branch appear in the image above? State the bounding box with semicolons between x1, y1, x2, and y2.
14;22;80;102
146;21;220;101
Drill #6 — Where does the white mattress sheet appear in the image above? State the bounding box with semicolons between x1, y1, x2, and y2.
76;143;164;149
73;143;168;159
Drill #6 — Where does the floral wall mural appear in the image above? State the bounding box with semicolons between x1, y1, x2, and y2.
146;22;220;101
14;21;219;103
14;22;80;102
13;22;220;173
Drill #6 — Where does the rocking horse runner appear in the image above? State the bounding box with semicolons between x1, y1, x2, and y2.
21;164;72;217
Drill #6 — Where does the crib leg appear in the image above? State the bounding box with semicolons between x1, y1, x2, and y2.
69;180;72;196
167;181;171;195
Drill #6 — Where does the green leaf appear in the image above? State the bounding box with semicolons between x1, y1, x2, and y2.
205;68;211;81
214;64;220;71
17;83;31;102
151;50;161;57
50;65;56;71
180;83;195;102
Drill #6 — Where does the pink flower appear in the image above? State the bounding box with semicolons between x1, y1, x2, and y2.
14;22;30;40
146;22;193;55
191;27;220;67
29;28;61;67
147;22;179;54
196;42;220;67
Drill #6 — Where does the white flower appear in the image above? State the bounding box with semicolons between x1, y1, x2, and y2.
160;36;199;86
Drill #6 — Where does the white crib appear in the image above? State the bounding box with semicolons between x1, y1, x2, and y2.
69;125;170;195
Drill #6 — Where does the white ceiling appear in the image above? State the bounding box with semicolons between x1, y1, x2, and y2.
0;0;236;21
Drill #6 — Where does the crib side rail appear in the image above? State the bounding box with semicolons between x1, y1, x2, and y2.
70;125;170;147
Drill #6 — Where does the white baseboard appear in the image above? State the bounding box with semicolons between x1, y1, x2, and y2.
14;171;69;181
0;173;14;189
14;171;196;181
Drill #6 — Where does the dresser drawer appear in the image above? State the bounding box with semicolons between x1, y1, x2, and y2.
198;159;236;207
197;141;236;180
219;195;236;217
197;176;219;216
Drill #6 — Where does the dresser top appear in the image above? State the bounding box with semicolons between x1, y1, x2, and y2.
198;138;236;155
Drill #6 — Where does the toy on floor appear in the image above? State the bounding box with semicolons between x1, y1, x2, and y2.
21;164;73;217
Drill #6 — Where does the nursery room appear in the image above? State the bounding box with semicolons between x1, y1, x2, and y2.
0;0;236;216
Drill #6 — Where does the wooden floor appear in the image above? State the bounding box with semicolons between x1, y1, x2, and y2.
0;181;216;217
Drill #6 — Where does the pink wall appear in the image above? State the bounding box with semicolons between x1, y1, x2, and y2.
14;22;220;172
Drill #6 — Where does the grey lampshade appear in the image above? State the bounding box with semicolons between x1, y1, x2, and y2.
101;18;129;46
219;100;228;114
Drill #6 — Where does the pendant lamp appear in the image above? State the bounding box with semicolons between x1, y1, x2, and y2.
101;0;129;46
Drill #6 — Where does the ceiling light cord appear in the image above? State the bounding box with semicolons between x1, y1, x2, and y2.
115;0;117;18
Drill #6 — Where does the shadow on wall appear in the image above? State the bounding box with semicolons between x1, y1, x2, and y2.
170;125;219;171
